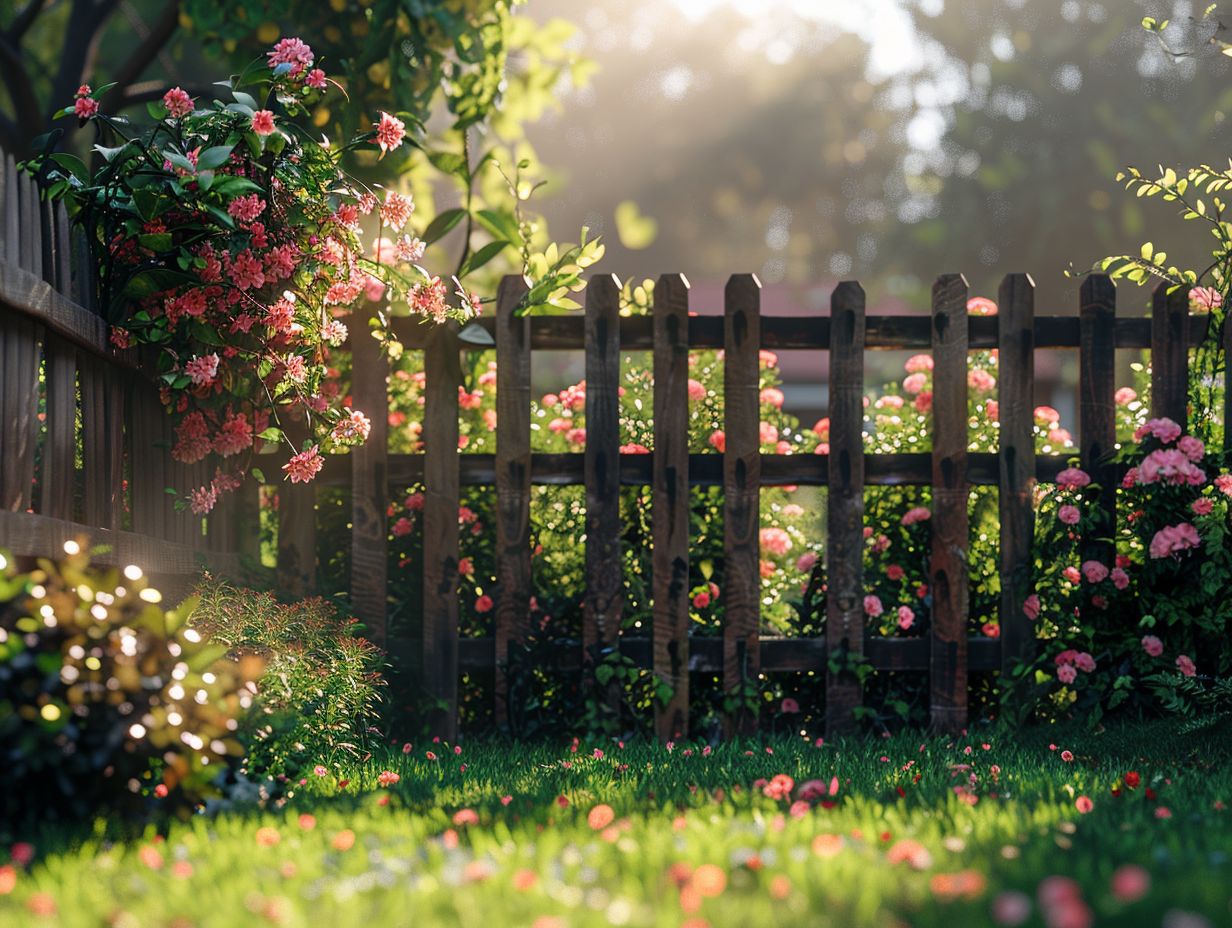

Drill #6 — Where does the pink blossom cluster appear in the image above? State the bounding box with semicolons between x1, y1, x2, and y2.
1136;449;1206;486
1132;417;1183;444
1054;649;1096;684
760;527;793;556
901;506;930;526
1148;523;1201;559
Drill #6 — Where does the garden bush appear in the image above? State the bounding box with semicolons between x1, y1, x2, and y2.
0;546;260;824
187;578;386;777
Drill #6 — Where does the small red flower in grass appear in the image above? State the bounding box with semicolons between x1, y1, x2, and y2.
426;751;437;761
990;890;1032;926
1110;864;1150;902
1145;788;1156;800
513;869;537;891
1124;771;1140;789
770;874;791;899
1075;796;1094;814
26;892;57;917
453;809;479;826
556;795;569;808
139;846;164;869
298;814;315;830
377;771;400;787
332;830;355;851
402;743;413;754
588;805;615;830
154;784;169;798
0;865;15;895
1060;751;1074;762
501;795;513;806
255;827;280;847
1154;807;1172;819
314;765;328;776
1215;800;1225;810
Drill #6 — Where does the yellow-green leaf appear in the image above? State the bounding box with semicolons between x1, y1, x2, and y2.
614;200;659;250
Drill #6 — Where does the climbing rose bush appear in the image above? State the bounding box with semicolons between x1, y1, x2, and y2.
27;41;480;513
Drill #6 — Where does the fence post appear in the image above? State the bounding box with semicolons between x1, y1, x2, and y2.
423;318;462;741
584;274;624;717
998;273;1036;708
0;315;41;513
495;275;531;730
1150;281;1190;427
929;273;969;733
351;306;390;646
723;274;761;738
277;422;317;597
653;273;690;741
81;357;126;530
1079;275;1116;569
825;281;866;735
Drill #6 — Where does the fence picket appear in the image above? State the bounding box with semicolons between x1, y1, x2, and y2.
1151;281;1190;427
0;315;41;512
55;201;72;298
652;274;691;741
723;274;761;737
1079;276;1116;568
351;307;390;646
422;319;462;741
929;273;969;733
41;334;77;521
19;172;39;277
276;426;317;598
825;281;866;735
998;274;1036;704
0;155;11;264
1225;307;1232;454
495;276;532;728
583;274;623;715
129;382;167;540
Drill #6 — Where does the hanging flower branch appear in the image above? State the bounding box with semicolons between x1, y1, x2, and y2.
25;39;483;514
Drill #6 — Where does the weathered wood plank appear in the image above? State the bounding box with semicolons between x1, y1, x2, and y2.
929;273;969;733
54;201;72;299
19;170;39;277
494;276;532;728
276;425;317;598
1079;275;1116;568
80;356;127;530
583;274;623;716
351;306;390;646
722;274;761;737
0;314;41;512
129;382;165;539
825;281;866;735
1150;280;1190;427
41;334;77;521
422;318;462;741
652;274;691;741
1225;306;1232;454
997;274;1037;704
0;155;14;265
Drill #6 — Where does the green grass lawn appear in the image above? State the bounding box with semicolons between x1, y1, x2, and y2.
3;715;1231;927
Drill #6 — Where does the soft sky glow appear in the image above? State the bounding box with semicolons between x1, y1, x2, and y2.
666;0;927;78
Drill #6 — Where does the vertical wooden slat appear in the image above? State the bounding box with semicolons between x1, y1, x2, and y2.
1079;276;1116;568
18;171;39;276
233;479;261;562
0;154;12;264
277;423;317;598
1224;306;1232;454
825;281;866;735
1150;281;1190;427
652;273;690;741
998;274;1036;703
72;227;95;314
81;357;125;529
55;201;73;298
40;195;57;287
129;382;166;539
422;319;462;741
351;307;390;646
164;411;189;545
583;274;623;713
929;273;969;733
722;274;761;737
41;335;77;521
1;316;42;512
495;276;532;728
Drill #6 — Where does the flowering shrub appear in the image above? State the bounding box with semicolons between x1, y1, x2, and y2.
24;42;481;513
187;577;386;776
0;546;260;822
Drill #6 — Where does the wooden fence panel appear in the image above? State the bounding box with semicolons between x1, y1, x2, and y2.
495;276;532;727
80;357;125;529
41;334;77;521
276;434;317;598
723;274;761;737
0;314;41;512
1079;276;1116;568
18;169;39;279
129;382;167;541
998;274;1036;702
0;155;13;264
1225;307;1232;455
54;202;72;298
652;274;691;741
583;275;623;714
825;281;866;735
351;306;390;646
1151;281;1190;427
929;273;969;733
422;319;462;741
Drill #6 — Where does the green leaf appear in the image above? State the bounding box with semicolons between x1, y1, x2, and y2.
251;467;266;483
614;200;658;250
457;239;510;278
137;233;173;252
48;153;89;186
232;90;259;110
594;664;614;686
90;82;118;100
197;170;214;192
422;207;467;245
257;428;282;441
196;145;234;171
427;150;468;179
147;101;168;121
474;209;523;245
162;149;197;174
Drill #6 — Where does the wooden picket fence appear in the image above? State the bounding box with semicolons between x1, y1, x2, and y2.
4;145;1230;739
0;153;253;595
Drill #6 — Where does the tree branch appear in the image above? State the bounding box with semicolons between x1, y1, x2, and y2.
7;0;54;45
99;0;180;115
0;31;44;146
48;0;123;128
0;107;23;155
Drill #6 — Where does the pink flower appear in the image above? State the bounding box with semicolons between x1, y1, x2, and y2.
985;400;999;421
374;111;406;154
1023;594;1040;620
1178;435;1205;461
1141;635;1164;657
886;564;904;581
967;369;996;392
1048;428;1072;445
266;37;314;75
228;195;266;222
780;698;800;713
251;110;276;135
897;606;914;630
760;527;792;556
1074;652;1096;672
903;372;928;394
213;414;254;457
875;395;905;409
74;96;99;118
189;486;218;514
1122;467;1140;489
1217;474;1232;497
379;192;414;231
902;506;931;526
1154;806;1172;819
1063;566;1081;584
692;591;710;609
759;422;779;444
796;551;817;573
812;417;830;437
1189;286;1222;312
162;87;194;118
184;353;220;387
1148;523;1201;559
395;235;425;264
1176;654;1196;677
1110;567;1129;590
566;428;586;446
1138;449;1206;486
392;518;413;536
904;354;934;373
863;595;883;618
760;387;784;407
1075;796;1093;814
687;379;706;401
709;430;726;452
305;69;327;90
982;622;1000;637
475;595;493;613
1192;498;1214;515
1114;387;1137;405
1133;417;1183;444
283;445;324;484
1109;865;1150;903
991;891;1032;926
1060;750;1074;762
967;296;998;315
913;391;933;413
1056;468;1091;490
1057;665;1078;684
1058;505;1081;525
1080;561;1108;583
1034;406;1061;425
